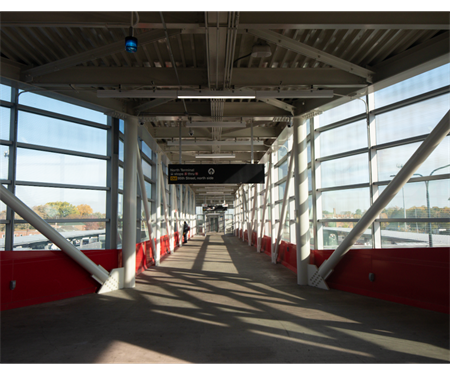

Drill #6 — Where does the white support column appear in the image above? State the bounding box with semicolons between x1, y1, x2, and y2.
123;116;138;288
250;184;257;247
293;116;310;285
273;145;295;263
159;165;172;254
173;184;182;247
367;90;382;248
310;110;450;288
258;160;271;252
155;153;162;266
269;157;276;259
313;117;324;251
136;144;156;260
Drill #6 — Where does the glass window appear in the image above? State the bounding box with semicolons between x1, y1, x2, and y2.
321;188;370;219
142;159;152;178
142;142;153;160
375;63;450;108
278;160;288;180
119;140;124;161
377;138;449;181
18;111;107;155
19;92;107;124
278;181;286;200
278;203;290;241
1;107;11;140
278;140;289;160
117;193;123;249
379;179;450;220
0;84;12;102
15;186;106;219
380;222;449;248
13;222;106;250
322;223;372;249
118;166;124;190
320;119;367;157
318;99;365;128
16;148;106;187
119;119;124;134
1;145;9;179
321;153;369;188
144;180;152;199
376;93;450;145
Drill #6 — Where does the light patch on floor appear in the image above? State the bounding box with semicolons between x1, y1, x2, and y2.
151;309;229;327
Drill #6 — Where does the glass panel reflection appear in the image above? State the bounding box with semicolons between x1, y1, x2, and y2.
321;153;369;188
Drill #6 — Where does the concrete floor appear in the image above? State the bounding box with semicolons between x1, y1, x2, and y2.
1;233;449;364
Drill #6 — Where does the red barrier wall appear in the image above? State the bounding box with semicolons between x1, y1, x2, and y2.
1;232;184;311
1;250;120;311
239;234;449;314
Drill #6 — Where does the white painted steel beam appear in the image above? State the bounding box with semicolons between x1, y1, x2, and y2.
310;110;450;288
123;117;138;288
155;154;162;266
136;143;157;260
247;29;374;82
293;117;310;285
273;148;295;263
159;160;172;254
257;160;271;252
250;184;257;247
97;89;334;99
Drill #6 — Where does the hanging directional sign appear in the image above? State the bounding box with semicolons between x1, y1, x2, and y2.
168;164;264;184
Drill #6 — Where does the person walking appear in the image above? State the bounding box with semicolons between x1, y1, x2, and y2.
183;221;190;244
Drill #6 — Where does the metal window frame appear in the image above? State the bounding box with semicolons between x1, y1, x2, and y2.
2;84;113;251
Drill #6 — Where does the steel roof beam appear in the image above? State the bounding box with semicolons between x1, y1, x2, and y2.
3;12;448;30
247;29;374;83
26;67;367;87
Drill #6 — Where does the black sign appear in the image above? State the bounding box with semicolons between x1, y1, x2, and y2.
168;164;264;184
203;205;228;213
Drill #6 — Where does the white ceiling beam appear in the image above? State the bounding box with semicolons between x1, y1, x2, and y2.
247;29;374;83
28;67;366;87
97;89;334;99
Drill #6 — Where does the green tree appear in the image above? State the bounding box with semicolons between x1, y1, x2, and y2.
47;201;78;218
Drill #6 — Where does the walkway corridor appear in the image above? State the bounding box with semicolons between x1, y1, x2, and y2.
2;234;449;363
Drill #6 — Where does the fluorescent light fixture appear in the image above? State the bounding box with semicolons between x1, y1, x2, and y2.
195;154;236;159
178;90;255;99
97;89;333;99
187;122;246;128
167;140;263;146
198;193;234;195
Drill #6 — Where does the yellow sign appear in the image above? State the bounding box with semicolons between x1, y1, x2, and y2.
170;176;178;181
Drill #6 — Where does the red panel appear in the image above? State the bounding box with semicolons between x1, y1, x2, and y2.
0;250;120;311
310;248;449;314
0;258;14;306
249;235;449;313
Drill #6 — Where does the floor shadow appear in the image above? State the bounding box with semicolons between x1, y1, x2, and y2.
1;234;449;364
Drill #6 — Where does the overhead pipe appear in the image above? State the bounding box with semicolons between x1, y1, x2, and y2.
0;185;122;293
310;110;450;288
